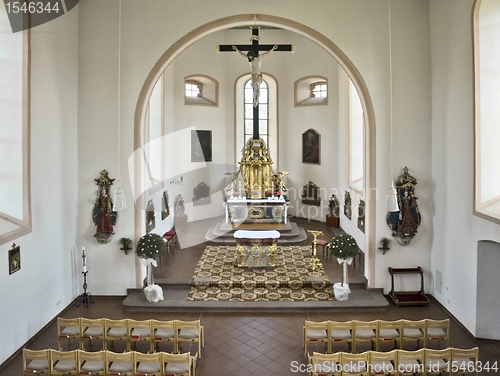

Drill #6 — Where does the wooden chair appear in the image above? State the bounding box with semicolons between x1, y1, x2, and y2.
50;349;79;376
177;320;204;358
425;319;450;349
341;351;369;376
402;319;426;350
106;350;134;376
450;347;479;376
57;317;81;350
368;349;397;376
330;320;355;353
128;319;152;352
309;351;341;376
104;318;129;352
79;349;106;376
378;320;402;351
151;319;177;354
354;320;378;353
316;239;330;257
397;348;425;376
303;320;330;358
162;352;194;376
134;351;162;376
80;318;105;350
163;229;177;253
424;348;452;376
23;348;50;375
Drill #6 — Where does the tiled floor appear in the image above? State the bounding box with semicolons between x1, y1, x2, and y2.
2;217;500;375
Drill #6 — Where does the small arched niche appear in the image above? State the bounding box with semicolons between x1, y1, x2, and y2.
294;75;328;107
185;74;218;106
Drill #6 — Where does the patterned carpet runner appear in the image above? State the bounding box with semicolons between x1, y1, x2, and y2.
187;245;334;301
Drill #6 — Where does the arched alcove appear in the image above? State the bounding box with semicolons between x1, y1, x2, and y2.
133;14;377;288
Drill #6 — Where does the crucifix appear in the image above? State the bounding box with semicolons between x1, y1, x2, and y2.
218;26;294;140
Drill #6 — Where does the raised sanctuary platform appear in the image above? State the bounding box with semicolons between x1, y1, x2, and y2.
205;220;308;245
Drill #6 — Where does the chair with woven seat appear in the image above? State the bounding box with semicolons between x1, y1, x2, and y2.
424;348;452;376
134;351;162;376
425;319;450;349
330;320;355;354
303;320;330;358
402;319;426;350
397;348;424;376
128;319;153;352
368;349;397;376
341;351;369;376
104;318;129;352
151;319;177;354
177;320;204;359
162;352;194;376
50;349;79;376
354;320;378;353
80;318;105;350
309;351;342;376
451;347;479;376
316;239;330;258
79;350;106;376
377;320;402;351
106;350;134;376
57;317;82;350
23;348;50;375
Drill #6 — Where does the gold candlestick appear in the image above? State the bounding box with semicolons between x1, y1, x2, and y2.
307;230;323;273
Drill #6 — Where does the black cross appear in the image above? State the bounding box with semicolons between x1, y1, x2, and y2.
218;27;293;140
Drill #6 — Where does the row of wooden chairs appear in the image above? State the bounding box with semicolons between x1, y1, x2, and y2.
57;318;204;357
303;319;449;357
308;347;479;376
23;348;197;376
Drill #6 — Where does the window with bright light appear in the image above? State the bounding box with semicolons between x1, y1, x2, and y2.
185;81;201;97
184;75;218;106
311;82;327;98
474;0;500;224
244;79;269;146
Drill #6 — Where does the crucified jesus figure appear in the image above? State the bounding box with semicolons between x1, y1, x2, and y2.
233;45;278;107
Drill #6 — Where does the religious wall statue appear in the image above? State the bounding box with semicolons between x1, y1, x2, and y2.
145;199;155;234
328;194;340;217
93;170;117;244
174;194;185;216
387;166;421;245
344;191;352;220
358;199;365;233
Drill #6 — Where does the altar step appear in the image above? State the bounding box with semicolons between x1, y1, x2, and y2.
204;221;308;245
122;278;389;313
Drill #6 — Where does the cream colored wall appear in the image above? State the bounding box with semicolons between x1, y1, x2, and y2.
0;7;79;365
430;0;500;336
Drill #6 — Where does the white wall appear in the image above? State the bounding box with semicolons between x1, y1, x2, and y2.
0;8;79;365
430;0;500;336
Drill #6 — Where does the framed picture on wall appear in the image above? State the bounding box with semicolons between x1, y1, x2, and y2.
191;130;212;162
302;128;321;164
9;243;20;275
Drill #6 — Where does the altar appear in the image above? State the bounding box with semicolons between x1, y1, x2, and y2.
225;198;288;226
234;230;280;267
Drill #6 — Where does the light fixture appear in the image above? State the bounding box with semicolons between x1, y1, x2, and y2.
385;0;400;213
113;0;126;212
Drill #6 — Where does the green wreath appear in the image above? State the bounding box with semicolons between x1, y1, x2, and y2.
330;233;359;260
136;233;167;259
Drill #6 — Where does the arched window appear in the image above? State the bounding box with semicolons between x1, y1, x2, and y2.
474;0;500;224
244;79;268;145
235;73;278;168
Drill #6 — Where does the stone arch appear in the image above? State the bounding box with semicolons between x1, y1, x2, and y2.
134;14;377;287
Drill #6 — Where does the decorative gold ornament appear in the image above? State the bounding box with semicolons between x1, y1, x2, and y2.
239;138;274;199
307;230;323;274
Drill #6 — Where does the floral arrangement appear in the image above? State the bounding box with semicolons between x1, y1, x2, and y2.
329;233;359;260
135;233;167;259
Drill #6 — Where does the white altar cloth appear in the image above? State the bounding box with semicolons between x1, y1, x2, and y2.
234;230;281;239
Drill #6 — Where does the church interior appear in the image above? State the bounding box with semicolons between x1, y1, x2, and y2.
1;0;500;375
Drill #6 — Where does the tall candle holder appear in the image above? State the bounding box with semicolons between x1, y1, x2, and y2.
77;249;93;308
307;230;323;274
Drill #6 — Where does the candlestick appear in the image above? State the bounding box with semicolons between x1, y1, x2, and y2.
82;247;87;273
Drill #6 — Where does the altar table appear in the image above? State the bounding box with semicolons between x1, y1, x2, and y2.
234;230;280;267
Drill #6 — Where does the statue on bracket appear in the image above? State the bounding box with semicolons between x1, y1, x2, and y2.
358;199;365;233
344;191;352;220
387;166;421;245
93;170;117;244
145;199;155;234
